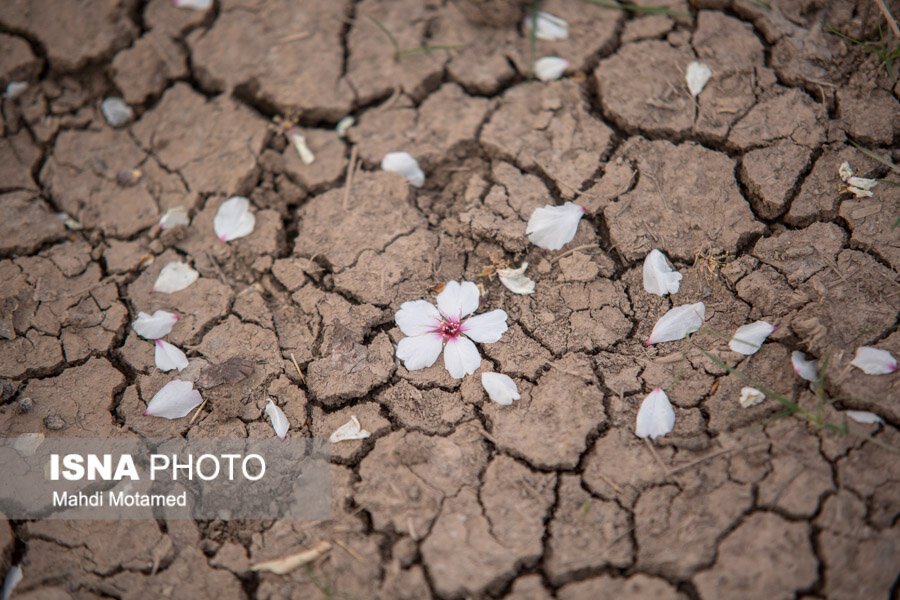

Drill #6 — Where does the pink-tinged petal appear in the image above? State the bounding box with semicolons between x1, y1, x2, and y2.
443;336;481;379
462;310;508;343
132;310;179;340
481;372;519;405
646;302;705;345
381;152;425;187
144;380;202;419
152;261;199;294
396;334;443;372
395;300;441;337
154;339;188;372
635;387;675;439
642;249;682;296
265;398;289;440
791;351;818;382
214;196;255;242
729;321;775;355
845;410;884;425
436;280;481;320
849;346;897;375
525;202;584;250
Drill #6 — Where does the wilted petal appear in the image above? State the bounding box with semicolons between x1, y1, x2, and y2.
791;350;818;382
847;175;877;191
265;398;290;440
729;321;775;355
381;151;425;188
158;206;189;229
497;262;535;294
845;410;884;424
850;346;898;375
152;261;199;293
154;339;188;372
739;386;766;408
395;300;441;336
101;97;133;127
144;380;202;419
838;161;853;182
524;11;569;41
57;212;83;230
635;387;675;439
2;565;23;600
642;249;682;296
132;310;179;340
396;333;443;371
526;202;585;250
329;415;370;443
5;81;27;99
462;309;508;343
335;116;355;138
534;56;570;82
646;302;705;345
443;336;481;379
214;196;255;242
436;280;481;320
287;128;315;164
685;61;712;97
173;0;211;9
846;186;874;198
481;372;520;406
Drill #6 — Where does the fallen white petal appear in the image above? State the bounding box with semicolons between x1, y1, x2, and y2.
525;11;569;41
335;116;355;138
497;262;536;295
791;350;818;382
646;302;705;345
729;321;775;355
481;372;520;406
534;56;570;82
849;346;898;375
101;97;133;127
4;81;27;99
846;186;874;198
288;128;315;164
57;212;83;230
158;206;189;229
173;0;212;9
381;151;425;188
642;249;682;296
847;175;877;191
214;196;256;242
845;410;884;424
329;415;370;443
838;161;853;182
635;387;675;439
686;61;712;97
144;380;202;419
462;309;508;343
739;386;766;408
154;339;188;372
443;335;482;379
152;261;199;293
132;310;179;340
1;565;22;600
526;202;585;250
265;398;290;440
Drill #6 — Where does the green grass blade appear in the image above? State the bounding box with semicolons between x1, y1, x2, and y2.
582;0;689;16
368;16;400;53
394;44;466;59
848;140;900;175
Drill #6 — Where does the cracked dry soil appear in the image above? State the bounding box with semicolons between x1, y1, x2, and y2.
1;0;899;598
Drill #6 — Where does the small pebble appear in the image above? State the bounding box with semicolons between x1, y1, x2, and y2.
101;97;133;128
17;397;32;413
44;415;65;430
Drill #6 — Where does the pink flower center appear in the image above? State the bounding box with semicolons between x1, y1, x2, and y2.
432;316;464;341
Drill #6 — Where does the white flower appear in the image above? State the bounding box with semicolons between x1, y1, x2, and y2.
497;262;535;295
381;152;425;188
526;202;585;250
4;81;27;99
173;0;211;9
265;398;290;440
524;11;569;41
214;196;255;242
642;249;682;296
686;61;712;98
154;339;188;372
728;321;775;355
739;386;765;408
635;387;675;439
158;206;189;230
481;372;520;405
152;261;199;293
791;350;818;382
287;128;315;164
849;346;897;375
646;302;705;345
395;281;508;379
132;310;179;340
534;57;570;82
329;415;370;443
144;380;202;419
844;410;884;424
101;97;133;128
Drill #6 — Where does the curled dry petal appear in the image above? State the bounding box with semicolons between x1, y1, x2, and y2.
646;302;705;345
329;415;370;443
154;339;188;372
524;11;569;41
481;372;520;406
845;410;884;424
214;196;256;242
144;380;202;419
533;56;570;82
158;206;189;229
849;346;898;375
526;202;585;250
838;161;853;182
335;116;355;138
287;128;315;164
635;387;675;439
846;186;874;198
729;321;775;355
381;152;425;188
265;398;289;440
739;386;765;408
497;262;535;295
791;350;818;382
133;310;179;340
173;0;212;9
101;97;133;127
642;249;682;296
152;261;199;294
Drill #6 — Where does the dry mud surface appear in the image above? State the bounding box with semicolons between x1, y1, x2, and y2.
1;0;899;598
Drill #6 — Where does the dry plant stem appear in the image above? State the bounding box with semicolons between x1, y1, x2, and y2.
249;540;332;574
874;0;900;38
332;538;364;562
290;352;306;383
343;145;358;211
187;397;208;426
551;243;600;263
643;437;672;477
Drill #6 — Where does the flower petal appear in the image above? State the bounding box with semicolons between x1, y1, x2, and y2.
635;387;675;439
524;11;569;41
132;310;179;340
849;346;898;375
396;333;443;371
265;398;290;440
381;151;425;188
158;206;189;230
436;280;481;320
144;380;202;419
845;410;884;425
838;161;853;182
214;196;256;242
481;372;520;406
462;309;508;343
847;175;877;191
154;339;188;372
443;336;481;379
101;97;133;127
686;61;712;97
642;249;682;296
395;300;441;337
173;0;212;9
791;350;818;382
646;302;705;345
335;116;355;138
287;128;315;164
2;565;23;600
329;415;371;443
152;261;199;294
739;386;766;408
526;202;585;250
534;56;570;82
497;262;535;295
729;321;776;355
